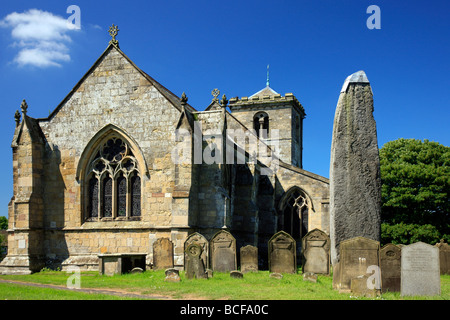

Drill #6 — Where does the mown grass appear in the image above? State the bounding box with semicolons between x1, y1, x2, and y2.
0;270;448;300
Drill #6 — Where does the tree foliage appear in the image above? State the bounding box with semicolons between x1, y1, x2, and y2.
380;138;450;244
0;216;7;230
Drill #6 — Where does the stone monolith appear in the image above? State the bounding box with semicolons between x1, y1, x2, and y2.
329;70;381;265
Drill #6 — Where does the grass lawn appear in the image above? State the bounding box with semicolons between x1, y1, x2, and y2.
0;269;448;300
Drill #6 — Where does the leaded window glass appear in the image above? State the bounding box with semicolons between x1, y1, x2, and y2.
130;174;141;217
85;136;142;221
102;176;113;217
88;176;98;218
117;174;127;217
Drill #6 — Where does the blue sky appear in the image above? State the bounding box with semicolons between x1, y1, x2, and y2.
0;0;449;217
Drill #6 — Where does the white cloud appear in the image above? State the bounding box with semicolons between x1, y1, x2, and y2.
0;9;79;68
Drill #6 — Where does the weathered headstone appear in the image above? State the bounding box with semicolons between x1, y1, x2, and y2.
350;275;379;298
332;237;381;292
268;231;296;274
230;270;244;279
380;243;401;292
184;232;209;270
269;272;283;279
210;230;237;272
185;243;207;279
302;228;330;275
153;237;174;270
436;239;449;275
240;245;258;273
303;272;317;283
401;242;440;296
164;268;181;282
329;70;381;265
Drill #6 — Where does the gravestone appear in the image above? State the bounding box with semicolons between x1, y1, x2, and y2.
350;275;379;298
330;70;381;265
185;243;207;279
153;238;174;270
230;270;244;279
184;232;209;270
401;242;440;296
303;272;317;283
210;230;237;272
435;239;449;275
302;229;330;275
268;231;296;274
332;237;381;292
240;245;258;273
164;268;181;282
380;243;401;292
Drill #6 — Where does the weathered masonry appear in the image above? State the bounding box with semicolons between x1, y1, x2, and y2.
0;28;329;274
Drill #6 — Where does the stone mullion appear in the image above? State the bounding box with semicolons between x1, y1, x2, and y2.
97;175;102;220
126;173;131;219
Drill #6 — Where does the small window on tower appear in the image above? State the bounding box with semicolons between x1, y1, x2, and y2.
253;112;269;138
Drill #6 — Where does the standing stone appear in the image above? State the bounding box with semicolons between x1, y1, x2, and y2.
185;243;207;279
268;231;296;274
401;242;440;296
380;243;401;292
153;238;174;270
332;236;381;292
184;232;209;271
210;230;237;272
435;239;450;275
240;245;258;273
329;70;381;265
302;228;330;275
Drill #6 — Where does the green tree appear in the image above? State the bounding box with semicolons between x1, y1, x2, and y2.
380;138;450;244
0;216;7;230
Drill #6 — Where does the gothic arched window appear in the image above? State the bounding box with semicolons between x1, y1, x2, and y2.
278;188;309;241
85;137;141;221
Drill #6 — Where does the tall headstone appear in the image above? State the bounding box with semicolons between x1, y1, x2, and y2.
380;243;401;292
185;243;207;279
268;231;296;274
329;70;381;265
332;237;381;293
184;232;209;270
210;230;237;272
401;242;440;296
153;237;174;270
302;228;330;275
435;239;449;275
240;245;258;273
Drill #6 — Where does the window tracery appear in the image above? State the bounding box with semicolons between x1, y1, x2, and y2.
86;137;141;221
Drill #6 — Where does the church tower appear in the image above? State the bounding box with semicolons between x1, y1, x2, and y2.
228;73;305;168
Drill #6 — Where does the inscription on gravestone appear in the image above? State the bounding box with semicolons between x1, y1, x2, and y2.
401;242;440;296
210;230;237;272
269;231;296;274
302;228;330;275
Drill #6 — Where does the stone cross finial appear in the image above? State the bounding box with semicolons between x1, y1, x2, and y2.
180;92;188;106
211;88;220;101
108;24;119;46
14;110;21;127
20;99;28;115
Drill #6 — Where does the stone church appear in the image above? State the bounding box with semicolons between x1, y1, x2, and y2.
0;28;329;274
